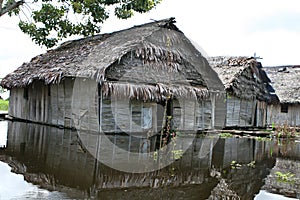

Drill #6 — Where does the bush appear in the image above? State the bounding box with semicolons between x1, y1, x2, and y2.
0;99;9;111
273;122;299;138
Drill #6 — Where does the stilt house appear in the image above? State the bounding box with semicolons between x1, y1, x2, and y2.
208;56;271;128
1;18;226;134
264;66;300;126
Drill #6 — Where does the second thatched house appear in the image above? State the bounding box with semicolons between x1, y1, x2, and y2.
264;66;300;127
207;56;271;128
1;18;226;134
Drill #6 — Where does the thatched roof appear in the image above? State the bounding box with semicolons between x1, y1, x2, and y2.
263;66;300;104
102;82;209;102
207;56;270;101
1;17;224;100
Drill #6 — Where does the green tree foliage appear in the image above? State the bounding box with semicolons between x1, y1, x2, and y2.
0;0;161;48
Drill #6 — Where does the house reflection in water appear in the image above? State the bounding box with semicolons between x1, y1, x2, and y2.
2;121;300;199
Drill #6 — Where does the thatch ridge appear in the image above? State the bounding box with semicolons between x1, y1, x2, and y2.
207;56;270;101
264;66;300;104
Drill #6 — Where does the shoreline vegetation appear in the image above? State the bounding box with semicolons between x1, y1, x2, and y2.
0;99;8;111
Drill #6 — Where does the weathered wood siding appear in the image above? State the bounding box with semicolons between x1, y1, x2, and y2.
100;97;158;134
256;101;267;127
8;77;216;132
194;99;212;130
72;78;99;132
226;95;254;127
226;95;267;127
212;92;227;129
100;96;213;134
50;78;75;127
9;80;51;124
9;79;76;128
267;104;300;126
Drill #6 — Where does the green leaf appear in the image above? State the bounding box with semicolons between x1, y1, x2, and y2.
4;0;162;48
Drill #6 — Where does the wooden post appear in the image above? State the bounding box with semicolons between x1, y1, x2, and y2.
211;92;215;129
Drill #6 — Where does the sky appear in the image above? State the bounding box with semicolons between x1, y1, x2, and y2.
1;0;300;78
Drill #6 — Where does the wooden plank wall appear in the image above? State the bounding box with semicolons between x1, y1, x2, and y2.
211;92;226;129
9;81;51;124
100;95;212;134
50;78;76;128
267;104;300;127
173;100;183;130
8;79;83;128
8;88;20;118
101;97;158;135
8;79;218;132
173;98;202;131
174;98;212;131
182;99;196;130
194;99;212;130
71;78;99;132
256;101;267;127
101;96;116;132
226;95;254;127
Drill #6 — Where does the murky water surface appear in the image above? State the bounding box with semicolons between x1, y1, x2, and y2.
0;120;300;199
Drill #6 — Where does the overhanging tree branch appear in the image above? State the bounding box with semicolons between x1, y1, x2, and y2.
0;0;3;10
1;0;162;48
0;0;24;17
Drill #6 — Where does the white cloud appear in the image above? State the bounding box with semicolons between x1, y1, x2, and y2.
1;0;300;78
0;15;46;77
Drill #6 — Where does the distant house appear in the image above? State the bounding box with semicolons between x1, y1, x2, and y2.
264;66;300;126
208;56;271;128
1;18;226;134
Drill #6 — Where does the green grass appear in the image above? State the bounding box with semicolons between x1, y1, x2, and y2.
0;99;9;111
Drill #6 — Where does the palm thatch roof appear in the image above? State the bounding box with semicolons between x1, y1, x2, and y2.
1;17;224;101
263;66;300;104
207;56;270;101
